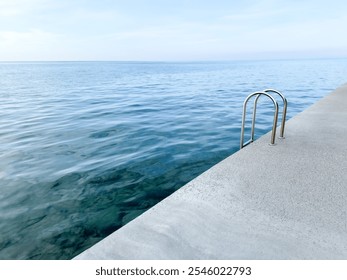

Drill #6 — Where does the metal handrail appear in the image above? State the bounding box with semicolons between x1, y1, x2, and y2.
240;91;279;149
263;89;287;138
251;89;287;140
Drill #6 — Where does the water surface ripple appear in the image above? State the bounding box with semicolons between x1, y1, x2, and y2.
0;60;347;259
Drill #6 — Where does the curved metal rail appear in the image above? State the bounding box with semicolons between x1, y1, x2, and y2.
240;91;279;149
263;89;287;138
251;89;287;140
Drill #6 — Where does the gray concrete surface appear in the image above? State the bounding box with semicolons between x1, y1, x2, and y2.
74;84;347;260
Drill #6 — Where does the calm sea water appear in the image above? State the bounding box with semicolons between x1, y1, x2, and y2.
0;59;347;259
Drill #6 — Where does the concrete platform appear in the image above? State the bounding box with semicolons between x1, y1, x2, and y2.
74;83;347;260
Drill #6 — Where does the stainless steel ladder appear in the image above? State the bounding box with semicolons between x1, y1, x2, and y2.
240;89;287;149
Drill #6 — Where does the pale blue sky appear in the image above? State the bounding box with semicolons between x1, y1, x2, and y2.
1;0;347;61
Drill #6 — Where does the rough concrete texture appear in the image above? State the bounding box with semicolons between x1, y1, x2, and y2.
75;83;347;260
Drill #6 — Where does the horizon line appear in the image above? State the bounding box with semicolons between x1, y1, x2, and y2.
1;56;347;63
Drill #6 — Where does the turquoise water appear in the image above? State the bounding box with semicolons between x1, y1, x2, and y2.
0;59;347;259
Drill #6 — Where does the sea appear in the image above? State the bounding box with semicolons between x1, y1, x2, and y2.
0;59;347;259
